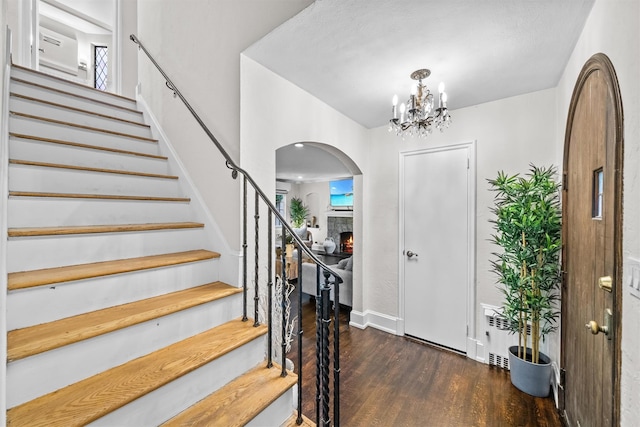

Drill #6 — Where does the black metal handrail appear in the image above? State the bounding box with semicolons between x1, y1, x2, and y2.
131;34;341;426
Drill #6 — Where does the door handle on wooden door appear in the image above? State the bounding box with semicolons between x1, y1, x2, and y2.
585;308;613;340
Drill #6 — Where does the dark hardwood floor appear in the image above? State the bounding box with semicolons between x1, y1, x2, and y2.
288;292;563;427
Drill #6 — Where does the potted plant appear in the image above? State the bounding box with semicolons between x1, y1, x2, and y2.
289;197;309;228
488;164;562;397
289;196;310;245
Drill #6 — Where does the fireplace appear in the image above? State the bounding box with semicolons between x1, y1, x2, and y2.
327;216;353;255
340;231;353;253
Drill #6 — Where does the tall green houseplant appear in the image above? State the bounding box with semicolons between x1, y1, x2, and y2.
488;165;562;364
289;197;309;228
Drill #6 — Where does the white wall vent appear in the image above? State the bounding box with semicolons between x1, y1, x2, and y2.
482;304;531;371
39;26;78;76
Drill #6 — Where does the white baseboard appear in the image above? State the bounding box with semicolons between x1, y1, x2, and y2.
467;337;485;363
349;310;401;335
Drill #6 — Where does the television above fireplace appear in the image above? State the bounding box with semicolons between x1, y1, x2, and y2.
330;178;353;209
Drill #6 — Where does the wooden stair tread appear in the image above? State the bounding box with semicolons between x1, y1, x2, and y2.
11;74;141;114
9;132;168;160
283;413;316;427
6;319;267;427
9;222;204;237
8;281;242;361
9;222;202;237
8;249;219;290
10;111;158;143
161;364;298;427
9;191;190;202
9;159;178;179
12;64;139;104
10;92;149;127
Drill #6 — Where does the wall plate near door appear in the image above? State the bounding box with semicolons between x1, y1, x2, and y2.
626;257;640;300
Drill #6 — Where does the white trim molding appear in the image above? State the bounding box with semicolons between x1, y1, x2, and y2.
349;310;402;335
397;140;477;357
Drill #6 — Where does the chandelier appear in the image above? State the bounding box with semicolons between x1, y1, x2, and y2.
389;68;452;137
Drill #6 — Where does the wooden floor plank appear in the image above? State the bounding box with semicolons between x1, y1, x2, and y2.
8;249;219;290
8;282;241;361
9;222;203;237
289;293;563;427
9;191;190;202
9;132;168;160
9;159;178;180
10;111;157;142
6;319;266;427
283;413;316;427
161;363;297;427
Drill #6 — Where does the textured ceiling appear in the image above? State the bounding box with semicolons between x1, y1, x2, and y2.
245;0;594;130
276;144;353;183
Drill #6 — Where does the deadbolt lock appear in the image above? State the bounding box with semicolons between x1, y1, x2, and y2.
598;276;613;293
585;308;613;340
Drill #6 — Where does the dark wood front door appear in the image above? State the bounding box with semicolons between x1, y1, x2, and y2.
561;53;623;426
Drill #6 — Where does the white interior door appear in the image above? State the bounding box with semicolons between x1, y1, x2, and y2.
402;145;471;353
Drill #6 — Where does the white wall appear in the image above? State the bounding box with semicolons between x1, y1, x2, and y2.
240;56;369;314
368;89;558;340
555;0;640;423
137;0;312;250
240;54;558;333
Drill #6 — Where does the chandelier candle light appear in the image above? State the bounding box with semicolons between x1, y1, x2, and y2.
389;68;452;138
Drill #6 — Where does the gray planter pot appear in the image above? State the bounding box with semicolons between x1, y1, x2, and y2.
508;345;552;397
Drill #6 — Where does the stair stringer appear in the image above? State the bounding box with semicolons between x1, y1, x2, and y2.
0;29;12;427
136;95;242;288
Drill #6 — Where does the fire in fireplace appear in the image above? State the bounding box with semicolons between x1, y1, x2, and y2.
340;231;353;253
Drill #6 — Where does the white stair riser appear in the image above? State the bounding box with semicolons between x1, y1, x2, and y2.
9;163;182;197
7;228;209;271
11;68;138;110
8;198;193;228
8;260;222;330
9;115;159;156
9;137;170;176
10;78;143;123
247;388;296;427
88;338;266;427
6;296;244;408
10;95;152;138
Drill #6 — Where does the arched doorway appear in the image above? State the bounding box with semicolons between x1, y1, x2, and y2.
275;142;363;314
561;53;623;426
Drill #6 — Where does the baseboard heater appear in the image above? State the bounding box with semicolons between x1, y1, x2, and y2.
482;304;530;370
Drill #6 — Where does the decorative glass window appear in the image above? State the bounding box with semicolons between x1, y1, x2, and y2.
94;45;108;91
592;168;604;219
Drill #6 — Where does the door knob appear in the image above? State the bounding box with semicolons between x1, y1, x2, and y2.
585;308;613;339
598;276;612;292
585;320;608;336
406;251;418;258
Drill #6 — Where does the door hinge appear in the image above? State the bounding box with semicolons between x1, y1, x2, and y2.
563;173;568;191
467;157;470;169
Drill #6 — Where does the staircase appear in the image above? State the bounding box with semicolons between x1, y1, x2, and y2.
3;64;299;426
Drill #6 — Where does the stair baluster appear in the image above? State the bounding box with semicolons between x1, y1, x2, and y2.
131;33;343;426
